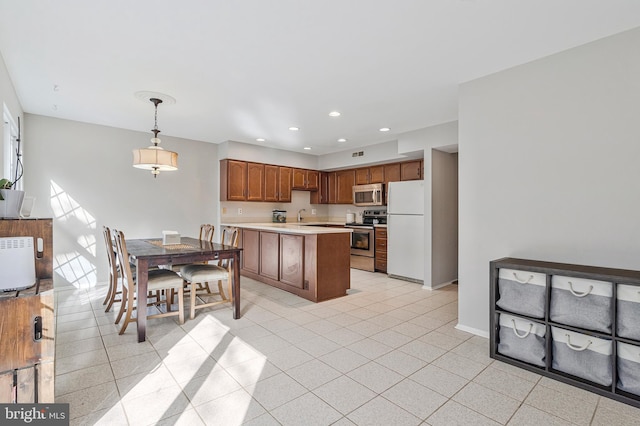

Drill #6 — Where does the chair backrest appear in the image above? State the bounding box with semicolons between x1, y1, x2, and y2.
113;230;135;295
103;226;117;276
219;227;239;268
199;224;215;242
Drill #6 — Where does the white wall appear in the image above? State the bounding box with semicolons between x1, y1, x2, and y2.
317;140;420;170
458;27;640;336
220;140;318;169
24;114;219;289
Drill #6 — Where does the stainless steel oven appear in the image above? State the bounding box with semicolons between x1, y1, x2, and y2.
345;224;375;271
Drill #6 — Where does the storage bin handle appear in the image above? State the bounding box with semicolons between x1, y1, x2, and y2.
565;334;592;351
512;272;534;284
567;281;593;298
511;319;533;338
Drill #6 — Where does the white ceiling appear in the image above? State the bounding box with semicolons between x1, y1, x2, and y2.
1;1;640;155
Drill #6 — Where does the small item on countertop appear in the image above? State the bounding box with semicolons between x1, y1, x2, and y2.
272;209;287;223
162;230;181;245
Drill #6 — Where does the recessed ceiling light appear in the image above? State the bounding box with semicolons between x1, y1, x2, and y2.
337;138;347;143
329;111;341;117
256;138;265;142
289;126;299;131
379;127;390;132
303;147;311;150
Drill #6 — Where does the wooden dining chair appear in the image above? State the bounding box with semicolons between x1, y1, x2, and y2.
114;229;185;335
102;226;122;312
180;226;239;319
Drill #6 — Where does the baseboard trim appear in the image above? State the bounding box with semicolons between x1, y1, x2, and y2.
455;323;489;338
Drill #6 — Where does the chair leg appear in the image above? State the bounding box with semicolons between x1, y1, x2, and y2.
102;272;113;305
114;284;127;324
119;286;136;335
177;285;184;325
217;280;228;301
190;281;197;320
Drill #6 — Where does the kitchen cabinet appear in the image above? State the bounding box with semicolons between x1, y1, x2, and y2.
0;218;54;403
259;231;280;280
265;165;292;202
384;162;401;201
236;225;350;302
292;169;319;190
375;227;387;273
327;172;337;204
247;162;265;201
280;234;305;288
491;257;640;409
220;159;248;201
311;172;329;204
241;229;260;274
355;165;385;185
336;170;355;204
401;160;423;181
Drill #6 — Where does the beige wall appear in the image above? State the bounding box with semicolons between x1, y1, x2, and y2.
431;150;458;288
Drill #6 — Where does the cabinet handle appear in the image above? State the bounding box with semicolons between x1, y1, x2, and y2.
511;320;532;339
567;282;593;298
34;316;43;340
565;334;592;352
512;273;534;284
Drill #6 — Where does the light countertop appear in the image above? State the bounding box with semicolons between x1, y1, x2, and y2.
222;222;352;235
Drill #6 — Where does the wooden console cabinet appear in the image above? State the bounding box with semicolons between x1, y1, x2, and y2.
491;257;640;409
0;218;54;403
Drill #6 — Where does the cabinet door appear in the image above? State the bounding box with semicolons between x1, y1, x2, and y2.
401;160;422;181
278;166;292;202
246;162;265;201
222;160;247;201
336;170;355;204
259;232;280;280
280;234;304;288
369;165;385;183
327;172;337;204
311;172;328;204
264;165;279;202
292;168;306;189
306;170;319;190
241;229;260;274
355;168;370;185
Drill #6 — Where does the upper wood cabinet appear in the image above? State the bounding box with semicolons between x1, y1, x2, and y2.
220;159;248;201
335;170;355;204
355;165;385;185
327;172;337;204
292;168;319;190
247;162;265;201
401;160;423;181
265;165;292;202
311;172;329;204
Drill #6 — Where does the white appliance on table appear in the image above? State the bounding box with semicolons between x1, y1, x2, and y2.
387;180;424;283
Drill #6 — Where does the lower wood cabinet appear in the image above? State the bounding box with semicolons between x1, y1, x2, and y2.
375;227;387;273
239;227;350;302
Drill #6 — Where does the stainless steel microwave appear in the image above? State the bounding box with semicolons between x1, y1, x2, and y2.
352;183;385;206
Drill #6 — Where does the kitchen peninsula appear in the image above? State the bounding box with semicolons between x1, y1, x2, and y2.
227;223;352;302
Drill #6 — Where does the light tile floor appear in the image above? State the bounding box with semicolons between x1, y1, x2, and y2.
54;269;640;425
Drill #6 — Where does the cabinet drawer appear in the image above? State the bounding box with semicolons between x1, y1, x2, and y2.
496;268;546;318
618;342;640;396
617;284;640;340
551;327;612;387
375;228;387;239
375;259;387;272
550;276;612;333
376;250;387;261
497;314;546;367
375;239;387;251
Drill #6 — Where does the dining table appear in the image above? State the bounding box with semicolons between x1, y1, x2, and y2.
125;236;243;342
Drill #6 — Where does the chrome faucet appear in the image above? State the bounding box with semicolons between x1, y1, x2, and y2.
297;208;306;222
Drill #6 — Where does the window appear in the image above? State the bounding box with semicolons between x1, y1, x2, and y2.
3;104;22;190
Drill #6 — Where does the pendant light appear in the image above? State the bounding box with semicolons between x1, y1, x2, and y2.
132;97;178;177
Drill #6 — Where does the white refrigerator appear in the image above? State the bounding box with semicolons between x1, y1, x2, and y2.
387;180;424;283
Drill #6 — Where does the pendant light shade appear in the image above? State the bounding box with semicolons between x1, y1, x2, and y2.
133;97;178;177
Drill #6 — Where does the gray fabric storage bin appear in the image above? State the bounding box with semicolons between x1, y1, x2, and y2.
617;342;640;396
498;314;546;367
550;276;612;333
617;284;640;340
496;268;546;318
551;327;612;386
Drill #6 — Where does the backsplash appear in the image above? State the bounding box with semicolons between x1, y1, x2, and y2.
221;191;370;223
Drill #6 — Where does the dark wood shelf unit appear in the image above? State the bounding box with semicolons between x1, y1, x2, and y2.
490;257;640;409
